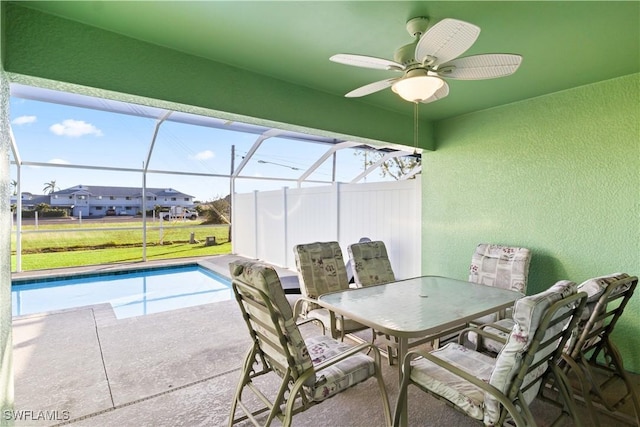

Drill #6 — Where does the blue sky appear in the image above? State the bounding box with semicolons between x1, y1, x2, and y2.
9;96;388;202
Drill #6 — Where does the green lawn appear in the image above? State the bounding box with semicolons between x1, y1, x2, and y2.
11;220;232;271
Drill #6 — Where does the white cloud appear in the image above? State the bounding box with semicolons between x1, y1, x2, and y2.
50;119;103;137
12;115;37;125
48;158;70;165
191;150;215;161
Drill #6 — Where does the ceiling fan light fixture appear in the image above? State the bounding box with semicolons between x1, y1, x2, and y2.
391;69;444;102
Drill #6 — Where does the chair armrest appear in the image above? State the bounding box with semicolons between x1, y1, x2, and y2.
458;326;508;349
297;317;326;335
292;295;318;319
312;342;382;372
480;322;512;335
400;349;527;426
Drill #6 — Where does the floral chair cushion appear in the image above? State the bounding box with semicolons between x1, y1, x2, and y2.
409;343;495;420
468;244;532;325
230;260;382;414
484;280;577;425
347;240;396;287
294;242;350;313
475;319;513;354
304;334;375;402
568;272;631;351
578;272;630;307
407;282;578;425
469;244;531;294
230;261;315;386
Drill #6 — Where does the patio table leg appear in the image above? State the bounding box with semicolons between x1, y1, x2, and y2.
397;337;408;427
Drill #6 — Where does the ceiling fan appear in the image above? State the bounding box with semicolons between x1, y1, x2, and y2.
330;17;522;103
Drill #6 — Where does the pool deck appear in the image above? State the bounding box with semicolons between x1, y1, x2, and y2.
10;254;639;426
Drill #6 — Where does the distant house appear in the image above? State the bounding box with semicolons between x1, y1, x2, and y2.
10;192;51;210
48;185;196;217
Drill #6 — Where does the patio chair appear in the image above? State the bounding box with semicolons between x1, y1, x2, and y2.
393;280;587;427
228;260;391;427
347;240;396;288
469;243;532;323
543;273;639;426
345;236;372;284
293;241;370;340
456;244;532;350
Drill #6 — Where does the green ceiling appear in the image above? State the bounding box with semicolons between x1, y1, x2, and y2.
3;1;639;147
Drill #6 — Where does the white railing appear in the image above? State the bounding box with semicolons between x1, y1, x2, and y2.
232;177;422;279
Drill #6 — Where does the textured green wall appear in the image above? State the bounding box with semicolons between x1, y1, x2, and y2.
0;1;16;422
422;74;640;372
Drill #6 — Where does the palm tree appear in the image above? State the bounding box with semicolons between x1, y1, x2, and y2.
43;180;59;195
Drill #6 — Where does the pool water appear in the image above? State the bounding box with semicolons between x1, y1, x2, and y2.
12;265;232;319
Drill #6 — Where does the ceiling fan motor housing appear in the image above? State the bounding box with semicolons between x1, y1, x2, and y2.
406;16;429;37
394;42;418;66
394;17;429;67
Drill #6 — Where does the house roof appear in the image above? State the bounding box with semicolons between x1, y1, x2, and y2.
11;193;50;206
50;185;194;199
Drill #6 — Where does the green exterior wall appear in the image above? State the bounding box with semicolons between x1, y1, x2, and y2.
422;73;640;372
0;0;16;423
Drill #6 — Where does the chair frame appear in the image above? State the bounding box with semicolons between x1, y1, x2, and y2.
393;290;587;427
555;275;639;426
229;269;391;427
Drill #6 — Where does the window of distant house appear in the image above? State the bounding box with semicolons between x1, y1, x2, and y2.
184;198;189;202
171;197;176;201
69;196;72;199
77;195;86;200
110;196;115;200
146;196;153;201
96;206;103;210
126;197;131;200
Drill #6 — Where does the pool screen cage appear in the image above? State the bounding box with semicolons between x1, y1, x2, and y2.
8;82;422;272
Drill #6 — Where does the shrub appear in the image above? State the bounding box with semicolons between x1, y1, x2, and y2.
21;209;67;218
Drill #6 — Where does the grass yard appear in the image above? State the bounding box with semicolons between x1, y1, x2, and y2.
11;219;232;271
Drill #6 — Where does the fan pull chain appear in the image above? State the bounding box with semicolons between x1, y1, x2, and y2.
413;101;419;154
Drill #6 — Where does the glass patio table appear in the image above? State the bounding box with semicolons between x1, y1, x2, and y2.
317;275;523;426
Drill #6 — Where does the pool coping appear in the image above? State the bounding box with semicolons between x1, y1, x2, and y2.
11;254;301;292
11;256;209;282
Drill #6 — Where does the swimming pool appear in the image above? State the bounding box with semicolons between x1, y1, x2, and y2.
12;265;233;319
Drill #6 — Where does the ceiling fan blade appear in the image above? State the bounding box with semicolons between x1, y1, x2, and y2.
419;80;450;104
345;78;399;98
330;54;405;71
415;18;481;66
436;54;523;80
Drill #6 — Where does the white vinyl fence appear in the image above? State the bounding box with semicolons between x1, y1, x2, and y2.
232;177;422;279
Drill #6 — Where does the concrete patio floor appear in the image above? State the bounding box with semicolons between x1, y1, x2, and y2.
11;255;640;426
